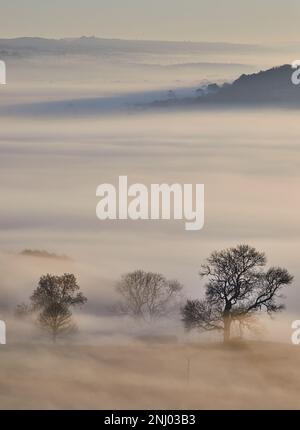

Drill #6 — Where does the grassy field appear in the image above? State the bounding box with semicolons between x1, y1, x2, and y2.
0;341;299;409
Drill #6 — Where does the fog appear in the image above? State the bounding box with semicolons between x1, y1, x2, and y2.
1;341;300;409
0;43;299;408
0;109;299;341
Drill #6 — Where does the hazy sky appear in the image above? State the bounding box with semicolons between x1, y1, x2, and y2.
0;0;299;44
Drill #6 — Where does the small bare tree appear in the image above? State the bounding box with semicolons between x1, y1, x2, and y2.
30;273;87;342
182;244;293;343
116;270;183;320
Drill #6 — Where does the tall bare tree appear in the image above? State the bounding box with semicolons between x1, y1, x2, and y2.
116;270;183;320
30;273;87;342
182;244;293;342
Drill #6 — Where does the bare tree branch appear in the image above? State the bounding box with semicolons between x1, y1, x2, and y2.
182;244;293;342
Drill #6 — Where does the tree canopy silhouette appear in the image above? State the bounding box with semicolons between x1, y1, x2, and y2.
182;244;293;342
116;270;183;321
30;273;87;342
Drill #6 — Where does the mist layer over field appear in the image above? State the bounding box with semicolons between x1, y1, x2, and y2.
0;110;299;314
0;42;299;409
1;342;300;409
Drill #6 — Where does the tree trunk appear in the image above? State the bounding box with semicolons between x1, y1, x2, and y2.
223;311;231;343
52;331;57;344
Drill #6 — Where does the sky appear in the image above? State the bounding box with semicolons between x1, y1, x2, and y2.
0;0;299;44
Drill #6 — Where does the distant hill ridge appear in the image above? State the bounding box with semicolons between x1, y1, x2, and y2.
0;36;268;57
207;64;298;103
151;64;300;108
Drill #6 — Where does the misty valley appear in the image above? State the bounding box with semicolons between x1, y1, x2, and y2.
0;29;300;410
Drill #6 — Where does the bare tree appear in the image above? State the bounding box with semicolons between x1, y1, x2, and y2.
30;273;87;342
182;244;293;343
116;270;183;320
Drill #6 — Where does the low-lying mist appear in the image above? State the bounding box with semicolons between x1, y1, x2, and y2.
0;110;299;326
1;341;300;409
0;46;299;409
